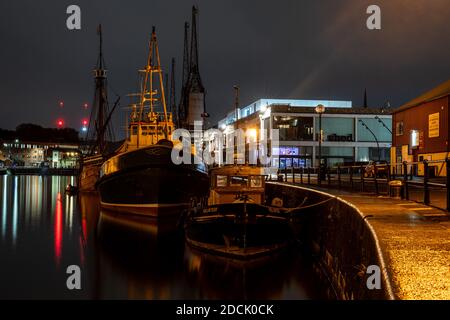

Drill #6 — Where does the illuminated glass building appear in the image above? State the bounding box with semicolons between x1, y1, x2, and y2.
217;99;392;168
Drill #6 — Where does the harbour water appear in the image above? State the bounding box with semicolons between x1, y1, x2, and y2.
0;175;328;299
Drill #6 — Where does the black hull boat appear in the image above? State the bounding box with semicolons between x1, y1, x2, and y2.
185;202;292;260
97;141;209;220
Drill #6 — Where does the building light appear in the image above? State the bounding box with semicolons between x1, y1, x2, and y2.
246;128;257;140
410;130;419;148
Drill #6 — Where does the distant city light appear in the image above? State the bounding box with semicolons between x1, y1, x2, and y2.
81;126;88;132
82;119;88;126
57;119;64;127
59;101;64;108
83;103;88;109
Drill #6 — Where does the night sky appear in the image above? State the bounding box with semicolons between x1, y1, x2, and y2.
0;0;449;139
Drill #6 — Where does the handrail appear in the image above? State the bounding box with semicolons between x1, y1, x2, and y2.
276;158;450;212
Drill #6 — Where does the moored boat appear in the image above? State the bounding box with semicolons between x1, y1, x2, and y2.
185;165;293;260
96;27;209;220
78;25;120;193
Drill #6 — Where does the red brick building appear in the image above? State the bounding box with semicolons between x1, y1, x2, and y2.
392;79;450;176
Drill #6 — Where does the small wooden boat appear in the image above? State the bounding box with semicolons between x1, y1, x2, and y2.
185;165;293;260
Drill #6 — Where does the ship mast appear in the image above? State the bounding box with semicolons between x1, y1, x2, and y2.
137;27;169;148
87;24;114;156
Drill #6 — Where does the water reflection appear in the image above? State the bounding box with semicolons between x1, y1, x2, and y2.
0;175;327;299
2;175;7;239
12;176;18;245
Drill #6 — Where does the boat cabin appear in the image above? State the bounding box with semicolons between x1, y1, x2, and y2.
128;109;174;148
208;166;266;206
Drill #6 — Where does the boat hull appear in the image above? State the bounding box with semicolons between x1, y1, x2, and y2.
185;203;293;260
97;144;209;220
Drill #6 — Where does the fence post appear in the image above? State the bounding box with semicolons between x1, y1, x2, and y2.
446;158;450;212
391;163;395;180
292;166;295;184
327;167;331;185
374;164;379;195
337;165;341;189
386;163;391;196
360;165;365;192
300;167;304;184
307;167;311;185
284;166;288;182
350;166;354;189
403;161;409;200
423;160;430;205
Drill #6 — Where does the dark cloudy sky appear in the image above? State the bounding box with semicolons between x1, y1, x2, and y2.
0;0;449;139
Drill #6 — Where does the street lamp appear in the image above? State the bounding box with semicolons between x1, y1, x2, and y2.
374;116;392;134
315;104;325;185
359;119;380;161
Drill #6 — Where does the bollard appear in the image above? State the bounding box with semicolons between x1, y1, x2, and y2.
307;167;311;185
423;160;430;205
446;158;450;212
337;165;341;189
403;161;409;200
284;167;288;182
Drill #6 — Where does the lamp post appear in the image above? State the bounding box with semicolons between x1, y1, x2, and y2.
315;104;325;185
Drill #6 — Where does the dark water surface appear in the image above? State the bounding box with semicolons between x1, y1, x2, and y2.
0;175;327;299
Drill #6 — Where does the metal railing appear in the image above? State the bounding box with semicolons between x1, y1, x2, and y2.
275;159;450;211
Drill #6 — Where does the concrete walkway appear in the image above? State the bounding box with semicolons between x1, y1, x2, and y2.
293;184;450;300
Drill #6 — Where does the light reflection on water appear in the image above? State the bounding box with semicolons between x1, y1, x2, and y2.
0;175;326;299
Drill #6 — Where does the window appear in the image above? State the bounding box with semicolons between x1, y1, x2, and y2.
230;176;247;187
273;116;314;141
216;175;228;187
249;176;263;188
396;122;404;136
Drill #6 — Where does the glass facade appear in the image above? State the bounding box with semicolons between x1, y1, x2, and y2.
273;116;313;141
319;146;354;167
315;117;354;141
274;146;313;169
357;147;390;162
357;118;392;142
